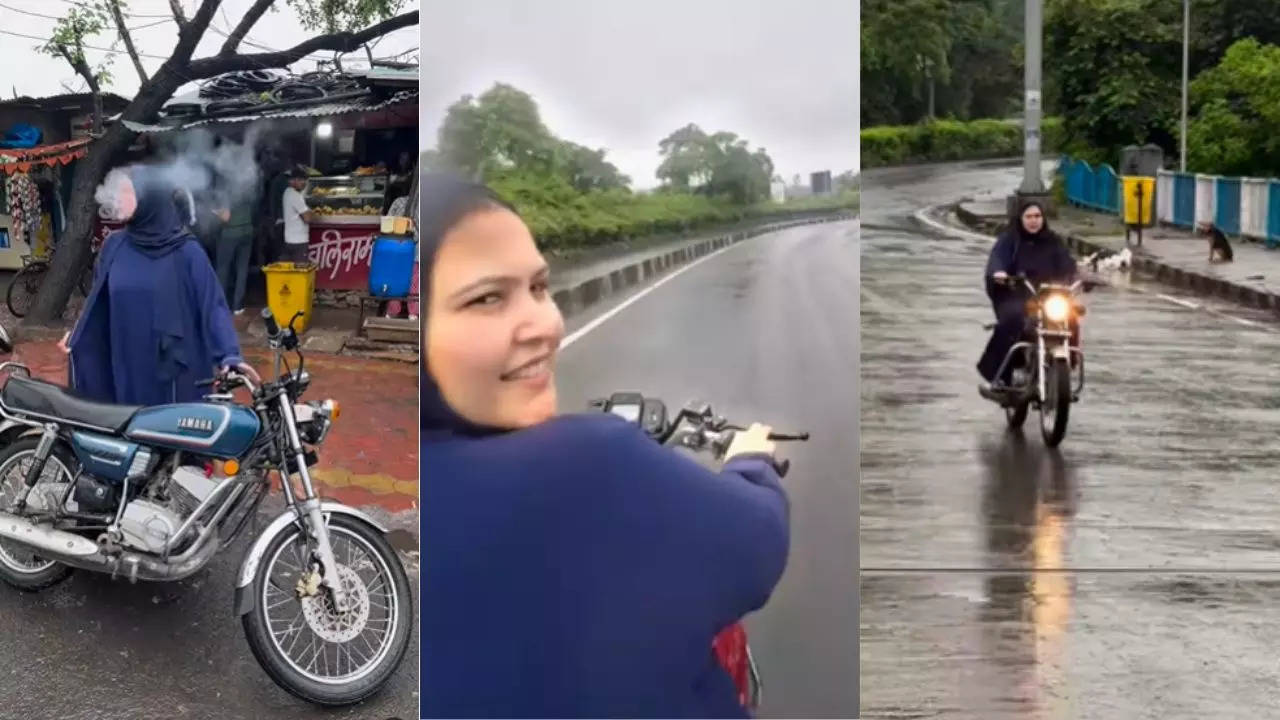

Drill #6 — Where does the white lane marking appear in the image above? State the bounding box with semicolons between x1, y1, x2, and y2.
913;204;1274;331
1156;293;1199;309
560;234;754;350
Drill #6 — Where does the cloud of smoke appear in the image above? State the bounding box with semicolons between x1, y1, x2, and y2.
95;124;270;224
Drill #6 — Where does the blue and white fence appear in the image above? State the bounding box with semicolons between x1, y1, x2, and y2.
1060;154;1280;247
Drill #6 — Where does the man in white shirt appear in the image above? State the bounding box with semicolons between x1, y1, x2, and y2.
281;167;313;264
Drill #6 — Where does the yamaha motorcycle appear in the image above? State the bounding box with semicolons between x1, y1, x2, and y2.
589;392;808;713
979;274;1089;447
0;309;411;706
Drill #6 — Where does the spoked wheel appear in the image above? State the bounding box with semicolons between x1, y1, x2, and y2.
0;438;75;590
1040;358;1072;447
6;263;46;318
242;514;413;706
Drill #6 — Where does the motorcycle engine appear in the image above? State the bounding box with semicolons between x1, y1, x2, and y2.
118;500;183;554
117;466;218;554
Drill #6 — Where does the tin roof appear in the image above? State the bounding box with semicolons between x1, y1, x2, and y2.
122;89;418;134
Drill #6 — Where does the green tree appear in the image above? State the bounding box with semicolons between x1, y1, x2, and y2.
1044;0;1183;162
558;141;630;192
436;83;560;180
1185;38;1280;175
656;123;715;189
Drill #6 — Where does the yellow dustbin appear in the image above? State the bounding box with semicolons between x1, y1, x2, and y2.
262;262;316;334
1121;175;1156;226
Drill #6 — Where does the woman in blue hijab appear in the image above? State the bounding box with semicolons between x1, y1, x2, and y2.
59;165;258;405
420;172;791;718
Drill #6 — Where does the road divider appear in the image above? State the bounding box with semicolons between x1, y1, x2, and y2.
550;213;858;321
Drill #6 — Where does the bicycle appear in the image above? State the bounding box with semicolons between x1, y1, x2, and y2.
6;244;98;319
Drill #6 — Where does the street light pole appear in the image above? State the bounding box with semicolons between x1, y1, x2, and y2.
1181;0;1189;172
1018;0;1045;195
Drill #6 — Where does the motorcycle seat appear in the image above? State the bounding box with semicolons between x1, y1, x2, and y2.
0;376;141;433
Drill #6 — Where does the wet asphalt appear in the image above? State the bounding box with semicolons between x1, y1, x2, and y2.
0;495;418;720
555;220;860;718
861;161;1280;718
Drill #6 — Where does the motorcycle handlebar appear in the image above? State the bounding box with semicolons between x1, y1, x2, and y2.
261;307;280;338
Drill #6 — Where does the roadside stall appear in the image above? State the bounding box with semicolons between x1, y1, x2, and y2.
122;66;419;297
0;138;88;269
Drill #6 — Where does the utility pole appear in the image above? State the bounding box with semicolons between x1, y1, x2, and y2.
1017;0;1045;196
1181;0;1189;172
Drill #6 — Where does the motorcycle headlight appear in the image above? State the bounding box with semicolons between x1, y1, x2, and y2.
1043;294;1070;322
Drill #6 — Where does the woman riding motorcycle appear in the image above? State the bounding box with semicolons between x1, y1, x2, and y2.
419;172;790;718
977;200;1078;393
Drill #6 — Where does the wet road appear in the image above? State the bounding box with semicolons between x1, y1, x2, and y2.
861;161;1280;718
556;220;859;718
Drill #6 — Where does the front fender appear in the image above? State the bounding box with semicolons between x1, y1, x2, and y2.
232;501;389;616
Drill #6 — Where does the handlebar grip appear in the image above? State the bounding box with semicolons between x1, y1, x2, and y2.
196;377;217;388
261;307;280;337
769;432;810;441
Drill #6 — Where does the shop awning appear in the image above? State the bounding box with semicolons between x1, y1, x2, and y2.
121;89;418;134
0;137;91;174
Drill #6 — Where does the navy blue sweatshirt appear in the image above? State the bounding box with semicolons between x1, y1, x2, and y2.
421;413;790;718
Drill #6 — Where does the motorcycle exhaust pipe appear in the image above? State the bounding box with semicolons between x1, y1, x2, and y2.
0;510;219;582
0;511;99;557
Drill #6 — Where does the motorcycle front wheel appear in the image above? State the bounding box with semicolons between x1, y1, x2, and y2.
241;513;413;706
1040;358;1071;447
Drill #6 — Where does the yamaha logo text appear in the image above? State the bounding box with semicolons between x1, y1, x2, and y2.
177;417;214;432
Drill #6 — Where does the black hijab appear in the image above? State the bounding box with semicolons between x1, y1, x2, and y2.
419;171;523;438
1014;199;1051;243
126;166;196;257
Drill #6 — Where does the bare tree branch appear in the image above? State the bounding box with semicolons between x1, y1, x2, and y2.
108;0;149;84
188;10;418;78
169;0;189;28
57;42;103;134
218;0;276;56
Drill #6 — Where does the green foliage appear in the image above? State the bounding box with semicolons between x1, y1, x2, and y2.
655;125;775;204
863;0;1023;125
1185;38;1280;176
488;170;856;253
431;82;812;251
41;0;116;87
286;0;407;33
861;117;1065;167
1044;0;1184;164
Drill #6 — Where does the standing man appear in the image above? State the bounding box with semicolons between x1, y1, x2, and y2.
216;192;254;314
281;167;313;264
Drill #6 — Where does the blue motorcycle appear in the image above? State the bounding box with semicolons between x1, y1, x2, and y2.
0;310;411;706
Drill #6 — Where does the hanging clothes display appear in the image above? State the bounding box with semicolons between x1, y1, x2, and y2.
3;171;40;244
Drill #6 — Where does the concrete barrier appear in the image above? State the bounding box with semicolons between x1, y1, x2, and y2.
550;212;856;320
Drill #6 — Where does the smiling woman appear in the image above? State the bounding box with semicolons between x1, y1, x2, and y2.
419;170;790;718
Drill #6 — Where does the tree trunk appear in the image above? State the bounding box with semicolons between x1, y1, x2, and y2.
91;91;103;136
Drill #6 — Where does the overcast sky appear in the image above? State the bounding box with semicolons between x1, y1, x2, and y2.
421;0;859;189
0;0;419;102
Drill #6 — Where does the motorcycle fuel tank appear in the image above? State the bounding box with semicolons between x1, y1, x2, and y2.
124;403;261;459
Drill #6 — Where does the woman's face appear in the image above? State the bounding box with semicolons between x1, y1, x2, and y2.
426;208;565;429
1021;205;1044;234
